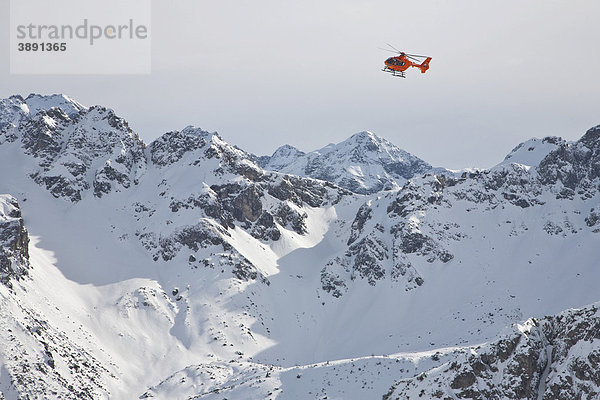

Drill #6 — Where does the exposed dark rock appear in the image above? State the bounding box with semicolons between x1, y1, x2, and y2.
249;212;281;241
320;267;346;298
538;125;600;195
0;195;30;286
273;203;307;235
150;127;208;167
585;208;600;228
93;163;131;197
348;236;387;285
347;203;372;245
267;175;348;208
30;172;85;202
157;223;225;261
399;231;429;254
390;260;424;288
13;102;147;202
385;304;600;400
382;158;432;181
231;186;262;222
450;371;476;390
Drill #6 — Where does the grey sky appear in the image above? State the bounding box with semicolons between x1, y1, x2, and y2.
1;0;599;169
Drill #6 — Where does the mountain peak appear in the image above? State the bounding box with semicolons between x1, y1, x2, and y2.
150;126;218;167
580;124;600;147
498;136;565;169
537;124;600;190
348;130;377;141
274;143;303;153
261;131;433;194
330;131;384;153
180;125;218;138
22;93;87;117
258;144;305;170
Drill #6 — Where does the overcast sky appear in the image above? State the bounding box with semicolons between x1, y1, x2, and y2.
1;0;599;169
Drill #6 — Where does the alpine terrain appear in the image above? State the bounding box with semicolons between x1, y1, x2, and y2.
0;93;599;399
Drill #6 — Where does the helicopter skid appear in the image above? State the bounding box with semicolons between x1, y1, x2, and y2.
382;67;405;78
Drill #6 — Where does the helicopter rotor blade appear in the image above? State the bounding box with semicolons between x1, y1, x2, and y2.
386;43;401;53
405;53;429;59
381;44;430;60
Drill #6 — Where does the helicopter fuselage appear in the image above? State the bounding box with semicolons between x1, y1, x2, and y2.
384;54;431;73
381;47;432;78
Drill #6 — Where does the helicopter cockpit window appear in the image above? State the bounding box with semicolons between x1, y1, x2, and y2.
386;58;405;66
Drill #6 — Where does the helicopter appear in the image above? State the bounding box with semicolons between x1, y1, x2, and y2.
381;44;432;78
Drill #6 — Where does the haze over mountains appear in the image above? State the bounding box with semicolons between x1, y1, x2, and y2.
0;93;599;399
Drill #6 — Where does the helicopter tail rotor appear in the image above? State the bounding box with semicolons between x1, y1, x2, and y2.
417;57;432;73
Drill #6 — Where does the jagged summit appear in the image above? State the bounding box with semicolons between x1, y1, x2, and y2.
149;125;221;167
498;136;565;169
261;130;433;194
344;129;380;144
0;94;146;201
3;93;87;119
538;124;600;191
580;123;600;146
257;144;305;171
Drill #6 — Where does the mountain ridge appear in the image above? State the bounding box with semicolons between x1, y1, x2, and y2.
0;93;599;399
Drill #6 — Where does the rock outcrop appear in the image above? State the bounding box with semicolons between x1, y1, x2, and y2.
0;195;30;286
385;303;600;400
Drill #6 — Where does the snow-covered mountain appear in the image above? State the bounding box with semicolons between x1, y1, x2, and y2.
258;131;435;194
0;93;599;399
385;302;600;399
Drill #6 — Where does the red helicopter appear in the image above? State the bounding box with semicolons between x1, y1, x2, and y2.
381;44;432;78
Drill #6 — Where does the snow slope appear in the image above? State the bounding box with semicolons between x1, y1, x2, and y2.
0;94;599;399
